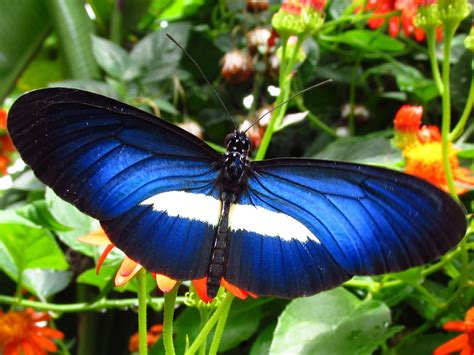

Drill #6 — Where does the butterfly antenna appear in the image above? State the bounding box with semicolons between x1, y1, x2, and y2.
166;33;238;129
244;79;333;133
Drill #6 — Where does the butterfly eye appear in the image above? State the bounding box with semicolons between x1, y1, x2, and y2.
224;132;237;147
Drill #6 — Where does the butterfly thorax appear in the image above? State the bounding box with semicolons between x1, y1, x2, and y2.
207;131;251;298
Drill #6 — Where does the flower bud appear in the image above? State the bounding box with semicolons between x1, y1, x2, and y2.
220;50;253;84
246;0;270;12
437;0;471;26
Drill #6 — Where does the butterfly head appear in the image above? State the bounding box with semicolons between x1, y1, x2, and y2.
224;131;251;155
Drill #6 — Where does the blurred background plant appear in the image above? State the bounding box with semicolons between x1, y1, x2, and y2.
0;0;473;354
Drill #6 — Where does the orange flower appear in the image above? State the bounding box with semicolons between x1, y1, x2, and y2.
0;109;15;176
0;308;64;355
393;105;423;149
434;307;474;355
128;324;163;352
355;0;440;41
79;228;257;303
403;133;474;194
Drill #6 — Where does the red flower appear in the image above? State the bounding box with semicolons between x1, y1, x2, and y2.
79;228;257;303
393;105;423;149
355;0;440;42
435;307;474;355
0;109;15;176
0;308;64;355
129;324;163;352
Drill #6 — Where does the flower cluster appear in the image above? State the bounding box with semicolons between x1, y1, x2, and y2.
0;308;64;355
355;0;441;42
79;228;257;303
393;105;474;194
272;0;326;36
435;307;474;355
0;109;15;176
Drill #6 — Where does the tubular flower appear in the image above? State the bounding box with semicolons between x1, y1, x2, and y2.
355;0;441;41
0;109;15;176
272;0;326;36
129;324;163;352
434;307;474;355
393;105;423;149
0;308;64;355
78;228;257;302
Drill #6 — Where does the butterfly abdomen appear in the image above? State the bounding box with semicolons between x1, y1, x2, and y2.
207;199;231;297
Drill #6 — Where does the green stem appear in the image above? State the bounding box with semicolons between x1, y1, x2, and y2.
186;294;234;355
294;98;338;137
426;26;444;95
209;293;235;355
0;295;185;313
110;0;123;44
449;73;474;141
409;282;442;308
255;36;301;160
198;308;211;355
163;283;179;355
440;23;459;199
349;58;361;136
137;269;148;355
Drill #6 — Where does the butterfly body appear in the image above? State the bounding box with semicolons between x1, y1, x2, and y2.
8;88;467;299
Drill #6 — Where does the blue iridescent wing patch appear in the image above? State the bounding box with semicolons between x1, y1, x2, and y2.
222;158;466;297
8;88;221;279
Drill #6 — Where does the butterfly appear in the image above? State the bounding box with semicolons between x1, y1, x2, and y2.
7;88;466;299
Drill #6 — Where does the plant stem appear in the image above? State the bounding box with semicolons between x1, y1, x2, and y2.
163;283;179;355
0;295;185;312
186;294;234;355
349;57;361;136
450;73;474;141
294;98;338;137
440;23;458;199
198;308;211;355
426;26;444;94
137;268;148;355
209;293;235;355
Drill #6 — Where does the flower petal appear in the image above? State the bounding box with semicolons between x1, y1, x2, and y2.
434;334;468;355
96;244;114;275
115;257;142;286
77;228;111;246
155;274;177;293
192;277;213;304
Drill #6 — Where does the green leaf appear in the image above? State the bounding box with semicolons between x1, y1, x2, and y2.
91;35;139;81
15;200;72;231
334;30;405;52
23;269;72;300
218;298;265;352
313;131;402;166
270;287;401;354
46;0;100;79
45;188;99;257
397;333;454;355
130;22;191;83
0;0;50;100
250;323;276;355
156;0;206;21
366;62;438;101
0;223;69;271
11;170;45;191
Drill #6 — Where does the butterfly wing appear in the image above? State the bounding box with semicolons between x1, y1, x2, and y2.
8;88;222;279
224;158;466;298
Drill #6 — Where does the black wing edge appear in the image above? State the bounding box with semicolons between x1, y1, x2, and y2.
7;87;221;160
251;157;467;245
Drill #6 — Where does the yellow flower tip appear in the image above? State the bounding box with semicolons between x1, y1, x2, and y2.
155;274;178;293
77;227;111;246
115;257;142;286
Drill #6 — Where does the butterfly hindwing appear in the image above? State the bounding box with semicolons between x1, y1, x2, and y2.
8;88;222;279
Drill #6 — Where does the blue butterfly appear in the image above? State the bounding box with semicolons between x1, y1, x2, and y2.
7;88;466;298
